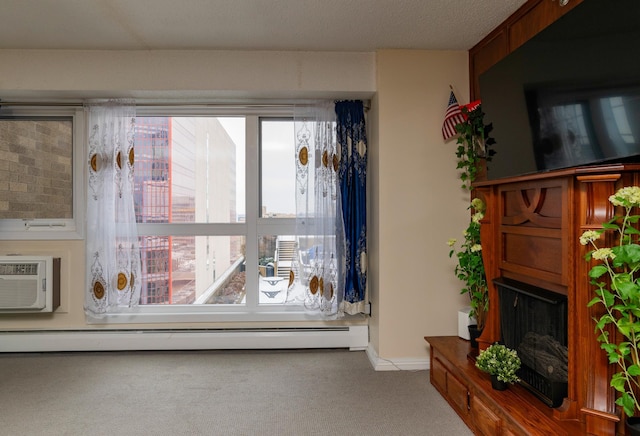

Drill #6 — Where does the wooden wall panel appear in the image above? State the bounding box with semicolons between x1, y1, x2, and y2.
502;232;562;274
469;0;584;100
469;30;507;101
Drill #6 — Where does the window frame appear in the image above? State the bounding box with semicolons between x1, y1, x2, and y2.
92;106;328;324
0;107;85;240
0;104;342;323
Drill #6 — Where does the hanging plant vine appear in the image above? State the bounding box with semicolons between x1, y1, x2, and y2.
454;105;496;190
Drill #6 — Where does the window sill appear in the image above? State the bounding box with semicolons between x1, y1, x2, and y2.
87;305;368;325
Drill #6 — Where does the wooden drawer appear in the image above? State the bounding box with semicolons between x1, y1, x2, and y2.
431;356;448;394
431;354;470;417
447;371;469;416
471;394;502;436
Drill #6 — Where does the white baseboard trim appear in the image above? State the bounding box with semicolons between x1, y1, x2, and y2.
0;326;369;352
365;344;429;371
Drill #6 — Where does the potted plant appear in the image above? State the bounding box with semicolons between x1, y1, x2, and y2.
580;186;640;433
475;343;521;390
453;104;496;190
448;197;489;344
446;103;495;346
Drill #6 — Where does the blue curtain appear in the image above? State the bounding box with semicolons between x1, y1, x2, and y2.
335;101;367;309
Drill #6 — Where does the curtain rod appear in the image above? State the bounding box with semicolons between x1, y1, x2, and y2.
0;102;295;108
0;100;371;110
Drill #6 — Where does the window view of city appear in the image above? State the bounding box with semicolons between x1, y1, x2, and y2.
134;116;245;305
134;116;299;307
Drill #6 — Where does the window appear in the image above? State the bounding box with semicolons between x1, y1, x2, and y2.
0;108;84;239
1;105;314;321
261;119;295;218
134;116;246;307
128;111;306;320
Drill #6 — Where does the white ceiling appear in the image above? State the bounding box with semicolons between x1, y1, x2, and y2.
1;0;527;51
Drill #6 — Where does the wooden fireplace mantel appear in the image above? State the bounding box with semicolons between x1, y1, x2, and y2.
429;164;640;436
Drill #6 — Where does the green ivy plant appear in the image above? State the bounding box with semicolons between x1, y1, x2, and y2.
581;186;640;418
446;105;495;332
454;105;496;190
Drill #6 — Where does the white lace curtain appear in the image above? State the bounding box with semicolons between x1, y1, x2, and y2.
84;100;141;317
289;102;346;316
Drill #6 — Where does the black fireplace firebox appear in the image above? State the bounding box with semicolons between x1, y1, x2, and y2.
494;277;568;408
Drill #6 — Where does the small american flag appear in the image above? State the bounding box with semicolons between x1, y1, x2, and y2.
442;91;465;141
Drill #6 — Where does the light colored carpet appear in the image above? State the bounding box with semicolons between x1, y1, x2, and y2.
0;349;472;436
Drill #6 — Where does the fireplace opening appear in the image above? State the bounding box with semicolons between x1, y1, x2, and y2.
494;277;568;408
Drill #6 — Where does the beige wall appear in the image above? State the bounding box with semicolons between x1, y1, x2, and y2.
370;50;473;360
0;48;471;361
0;49;375;100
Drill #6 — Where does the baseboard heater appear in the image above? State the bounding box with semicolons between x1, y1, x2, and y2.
0;326;369;353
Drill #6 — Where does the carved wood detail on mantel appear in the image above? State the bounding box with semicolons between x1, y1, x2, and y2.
501;187;562;228
577;174;620;227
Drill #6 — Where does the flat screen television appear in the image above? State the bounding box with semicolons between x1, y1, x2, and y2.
481;0;640;180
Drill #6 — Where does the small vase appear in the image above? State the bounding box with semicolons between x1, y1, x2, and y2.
468;324;482;348
626;417;640;436
490;375;508;391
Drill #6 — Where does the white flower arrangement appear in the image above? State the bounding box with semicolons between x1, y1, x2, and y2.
580;185;640;418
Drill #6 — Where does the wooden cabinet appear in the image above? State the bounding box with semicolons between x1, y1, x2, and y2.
430;350;471;425
426;336;584;435
469;0;583;100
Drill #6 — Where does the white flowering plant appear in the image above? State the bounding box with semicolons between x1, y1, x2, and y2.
475;343;521;384
448;197;489;330
580;186;640;418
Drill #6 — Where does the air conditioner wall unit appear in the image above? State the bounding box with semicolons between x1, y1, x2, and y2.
0;256;60;313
